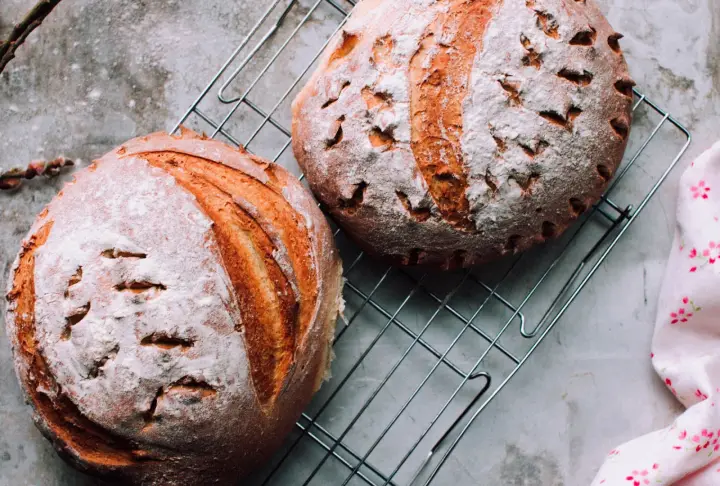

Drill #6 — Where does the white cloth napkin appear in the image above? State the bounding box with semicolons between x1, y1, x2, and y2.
592;142;720;485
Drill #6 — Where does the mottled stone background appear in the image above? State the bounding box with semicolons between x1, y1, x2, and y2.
1;0;719;484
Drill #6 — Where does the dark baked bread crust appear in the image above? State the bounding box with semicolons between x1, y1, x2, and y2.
292;0;634;268
5;129;343;484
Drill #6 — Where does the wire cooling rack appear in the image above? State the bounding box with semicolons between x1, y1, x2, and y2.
171;0;692;484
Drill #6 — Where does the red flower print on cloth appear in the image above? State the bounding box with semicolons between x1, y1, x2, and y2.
590;145;720;486
691;180;711;199
669;297;701;324
688;242;720;272
625;463;661;485
673;428;720;455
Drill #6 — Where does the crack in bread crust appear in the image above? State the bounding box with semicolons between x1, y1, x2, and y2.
8;221;145;468
409;0;502;231
140;152;318;408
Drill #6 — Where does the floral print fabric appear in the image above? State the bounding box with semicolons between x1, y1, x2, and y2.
593;143;720;485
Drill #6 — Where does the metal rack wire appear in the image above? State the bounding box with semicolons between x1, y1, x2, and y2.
171;0;692;484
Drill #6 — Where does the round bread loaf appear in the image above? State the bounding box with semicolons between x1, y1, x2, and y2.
4;130;343;485
292;0;634;268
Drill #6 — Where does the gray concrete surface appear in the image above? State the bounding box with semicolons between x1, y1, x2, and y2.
0;0;718;485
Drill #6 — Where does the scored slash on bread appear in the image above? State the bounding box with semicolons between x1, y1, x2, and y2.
292;0;635;269
4;129;344;485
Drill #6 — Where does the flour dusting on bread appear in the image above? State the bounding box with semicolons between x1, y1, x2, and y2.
5;130;344;485
292;0;633;268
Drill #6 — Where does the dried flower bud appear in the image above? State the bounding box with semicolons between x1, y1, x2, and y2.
27;160;46;178
0;178;22;190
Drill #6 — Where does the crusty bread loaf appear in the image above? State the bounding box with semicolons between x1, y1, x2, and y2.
292;0;634;268
4;129;343;485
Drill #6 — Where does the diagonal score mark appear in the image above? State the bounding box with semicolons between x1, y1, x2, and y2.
409;0;500;230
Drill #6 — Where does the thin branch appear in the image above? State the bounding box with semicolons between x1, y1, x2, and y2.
0;157;74;190
0;0;64;74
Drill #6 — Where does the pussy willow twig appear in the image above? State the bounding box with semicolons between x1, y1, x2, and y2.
0;157;74;190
